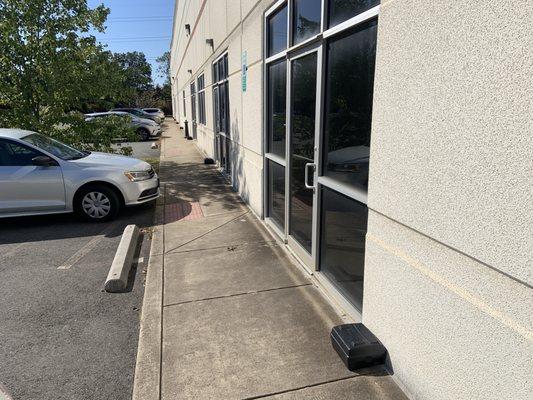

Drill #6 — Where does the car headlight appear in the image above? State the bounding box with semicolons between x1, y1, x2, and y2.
124;170;152;182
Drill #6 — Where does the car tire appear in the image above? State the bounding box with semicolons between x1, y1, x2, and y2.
137;128;150;141
75;185;121;222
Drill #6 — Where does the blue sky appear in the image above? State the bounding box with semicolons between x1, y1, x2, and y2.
88;0;174;85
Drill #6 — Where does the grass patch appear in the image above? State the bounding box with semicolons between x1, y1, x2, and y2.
141;157;161;174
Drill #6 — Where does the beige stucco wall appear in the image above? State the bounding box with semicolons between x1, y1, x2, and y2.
171;1;532;399
170;0;266;215
364;1;533;399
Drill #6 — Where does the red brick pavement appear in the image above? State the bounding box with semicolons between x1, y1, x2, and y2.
165;202;204;223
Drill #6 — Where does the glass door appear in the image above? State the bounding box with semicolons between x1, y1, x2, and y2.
287;48;319;269
263;0;380;316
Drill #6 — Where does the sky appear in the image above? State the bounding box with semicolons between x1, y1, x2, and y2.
87;0;175;85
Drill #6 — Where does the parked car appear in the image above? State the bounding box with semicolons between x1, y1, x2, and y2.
85;111;161;141
143;108;165;120
0;129;159;221
111;107;163;124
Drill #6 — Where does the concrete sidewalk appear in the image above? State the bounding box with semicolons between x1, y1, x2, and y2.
133;120;408;400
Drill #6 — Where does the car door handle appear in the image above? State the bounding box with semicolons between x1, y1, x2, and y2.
304;163;316;190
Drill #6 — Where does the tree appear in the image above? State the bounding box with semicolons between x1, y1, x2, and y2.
114;51;153;106
0;0;135;151
0;0;108;128
154;51;172;114
156;51;171;85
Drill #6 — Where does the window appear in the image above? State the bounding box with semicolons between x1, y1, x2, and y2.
182;91;186;117
0;139;43;166
267;60;287;158
267;5;288;57
293;0;321;45
213;54;229;135
268;160;285;230
323;19;378;192
213;53;231;175
319;187;368;311
197;74;206;125
21;133;85;160
328;0;380;28
289;53;317;254
263;1;380;313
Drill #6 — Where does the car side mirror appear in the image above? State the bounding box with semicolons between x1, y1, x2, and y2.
32;155;57;167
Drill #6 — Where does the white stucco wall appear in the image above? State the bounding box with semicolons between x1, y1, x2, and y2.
364;1;533;399
171;1;532;399
170;0;265;216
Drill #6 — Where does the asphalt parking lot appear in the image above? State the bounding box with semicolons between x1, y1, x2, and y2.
0;142;159;400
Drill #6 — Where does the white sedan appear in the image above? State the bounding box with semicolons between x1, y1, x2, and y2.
0;129;159;221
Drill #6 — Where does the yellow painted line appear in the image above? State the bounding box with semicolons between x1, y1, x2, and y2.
367;233;533;342
57;221;120;270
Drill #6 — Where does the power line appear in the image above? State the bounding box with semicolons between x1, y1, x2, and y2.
96;36;171;40
107;15;173;20
96;36;171;43
107;18;173;23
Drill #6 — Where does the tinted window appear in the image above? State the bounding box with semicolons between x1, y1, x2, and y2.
323;19;377;192
197;74;206;125
328;0;380;28
268;5;288;57
289;53;317;254
267;60;287;158
293;0;321;45
0;139;42;166
319;187;368;311
22;133;85;160
268;160;285;229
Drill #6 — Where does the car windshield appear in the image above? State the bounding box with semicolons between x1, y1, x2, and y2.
21;133;88;160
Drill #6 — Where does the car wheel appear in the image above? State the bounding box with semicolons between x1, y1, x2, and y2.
76;185;120;222
137;128;150;141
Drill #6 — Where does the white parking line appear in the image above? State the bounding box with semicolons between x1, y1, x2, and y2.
57;221;120;270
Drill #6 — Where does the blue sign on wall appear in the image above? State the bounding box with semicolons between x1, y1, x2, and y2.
241;51;247;92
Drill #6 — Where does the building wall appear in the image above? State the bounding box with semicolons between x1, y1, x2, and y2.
170;0;266;215
363;1;532;399
171;1;532;399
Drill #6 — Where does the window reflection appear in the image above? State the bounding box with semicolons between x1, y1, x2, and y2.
328;0;380;28
268;160;285;229
293;0;321;45
323;19;377;191
268;6;288;57
289;53;317;254
320;187;368;311
268;60;287;158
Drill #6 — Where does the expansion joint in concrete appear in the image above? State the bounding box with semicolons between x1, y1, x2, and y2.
241;375;366;400
163;210;251;254
164;240;278;256
163;283;313;309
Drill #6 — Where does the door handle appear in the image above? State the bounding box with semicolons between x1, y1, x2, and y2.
304;163;316;190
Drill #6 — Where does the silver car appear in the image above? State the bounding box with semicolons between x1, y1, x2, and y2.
143;108;165;120
85;111;161;141
111;108;163;125
0;129;160;221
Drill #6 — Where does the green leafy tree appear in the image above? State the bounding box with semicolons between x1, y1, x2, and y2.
0;0;135;150
113;51;153;106
156;51;171;85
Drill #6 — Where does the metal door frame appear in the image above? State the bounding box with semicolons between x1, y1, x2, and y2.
285;43;322;272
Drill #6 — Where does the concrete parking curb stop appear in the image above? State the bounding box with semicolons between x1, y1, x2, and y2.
132;205;164;400
104;224;140;293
